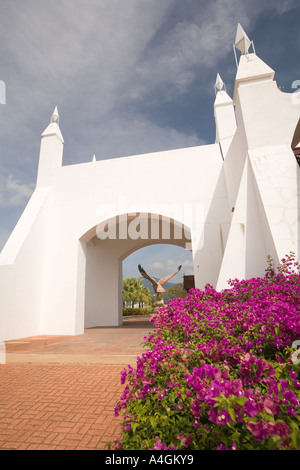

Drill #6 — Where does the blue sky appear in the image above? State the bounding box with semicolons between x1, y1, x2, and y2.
0;0;299;283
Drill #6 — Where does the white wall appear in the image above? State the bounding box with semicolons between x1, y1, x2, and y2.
1;48;299;340
0;188;50;340
20;142;225;337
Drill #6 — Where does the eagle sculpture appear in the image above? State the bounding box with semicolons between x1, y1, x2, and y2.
138;264;182;296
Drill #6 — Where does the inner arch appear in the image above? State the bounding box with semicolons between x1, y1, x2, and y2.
81;213;192;328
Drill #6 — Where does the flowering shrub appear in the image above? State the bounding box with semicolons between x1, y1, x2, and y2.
111;253;300;450
123;307;153;316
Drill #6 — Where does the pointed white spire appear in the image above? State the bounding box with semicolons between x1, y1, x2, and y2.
92;154;96;162
41;106;63;143
50;106;59;125
215;73;225;93
38;106;64;186
233;24;256;67
233;23;275;102
234;23;252;55
214;73;237;157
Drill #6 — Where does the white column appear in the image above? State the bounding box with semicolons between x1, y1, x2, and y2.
37;107;64;186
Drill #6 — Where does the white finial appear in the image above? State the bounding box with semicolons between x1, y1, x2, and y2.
92;154;96;162
215;73;225;93
235;24;252;54
233;24;255;66
50;106;59;125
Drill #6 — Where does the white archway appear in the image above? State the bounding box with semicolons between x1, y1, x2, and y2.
2;25;299;341
79;213;192;329
122;243;193;303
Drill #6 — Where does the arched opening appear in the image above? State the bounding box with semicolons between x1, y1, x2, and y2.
292;118;300;167
79;213;192;329
122;243;194;307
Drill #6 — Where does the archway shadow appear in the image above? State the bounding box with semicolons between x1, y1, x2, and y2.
85;315;156;331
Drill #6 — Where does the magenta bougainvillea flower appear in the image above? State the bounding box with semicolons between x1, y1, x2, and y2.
111;253;300;451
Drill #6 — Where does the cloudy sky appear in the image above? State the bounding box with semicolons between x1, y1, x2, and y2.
0;0;299;282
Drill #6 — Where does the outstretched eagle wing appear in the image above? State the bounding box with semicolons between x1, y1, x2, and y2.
138;264;158;287
158;265;182;286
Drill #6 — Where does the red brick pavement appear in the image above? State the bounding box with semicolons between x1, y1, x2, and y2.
0;363;124;450
0;317;155;450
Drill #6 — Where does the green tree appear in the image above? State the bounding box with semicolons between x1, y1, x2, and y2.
123;278;152;308
164;282;188;302
137;281;152;308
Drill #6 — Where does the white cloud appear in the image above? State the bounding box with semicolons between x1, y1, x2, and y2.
167;258;193;268
0;1;173;115
273;0;297;14
165;258;194;275
132;0;260;96
0;226;10;252
0;0;295;173
0;0;204;172
147;261;165;271
1;0;299;261
80;111;203;161
5;176;34;206
145;252;194;279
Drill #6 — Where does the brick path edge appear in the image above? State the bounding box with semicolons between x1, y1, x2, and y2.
0;363;125;450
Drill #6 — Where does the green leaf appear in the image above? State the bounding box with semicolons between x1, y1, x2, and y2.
231;430;241;443
131;422;139;434
268;435;282;450
228;407;236;422
235;396;248;406
150;417;156;428
289;421;300;448
213;397;223;403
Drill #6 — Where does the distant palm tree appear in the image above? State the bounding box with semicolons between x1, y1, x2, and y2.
122;278;152;308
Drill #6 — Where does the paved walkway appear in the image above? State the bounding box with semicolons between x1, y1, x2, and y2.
0;316;155;450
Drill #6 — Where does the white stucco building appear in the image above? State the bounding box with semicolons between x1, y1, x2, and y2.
1;25;299;341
